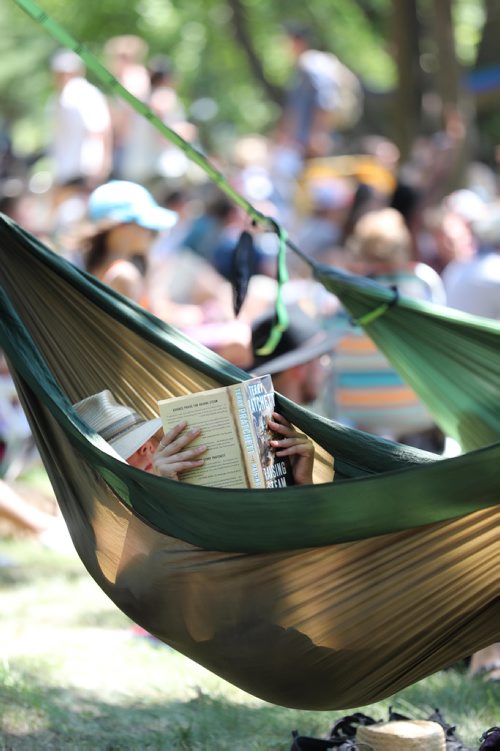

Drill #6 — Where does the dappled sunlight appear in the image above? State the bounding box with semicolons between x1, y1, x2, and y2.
1;538;497;750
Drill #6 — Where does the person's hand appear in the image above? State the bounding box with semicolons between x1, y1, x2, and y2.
153;421;207;481
268;412;314;486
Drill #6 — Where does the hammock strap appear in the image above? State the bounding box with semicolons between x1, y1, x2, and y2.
255;222;289;355
352;286;399;327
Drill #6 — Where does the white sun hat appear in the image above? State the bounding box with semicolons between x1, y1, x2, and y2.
73;390;162;460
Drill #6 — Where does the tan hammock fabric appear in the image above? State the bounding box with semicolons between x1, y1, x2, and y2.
28;398;500;710
1;217;499;709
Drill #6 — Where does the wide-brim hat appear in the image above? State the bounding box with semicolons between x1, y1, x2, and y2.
88;180;177;232
356;720;446;750
249;303;337;376
73;389;162;460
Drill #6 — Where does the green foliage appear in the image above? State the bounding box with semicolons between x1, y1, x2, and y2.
454;0;486;64
3;0;393;154
1;0;493;158
0;4;53;121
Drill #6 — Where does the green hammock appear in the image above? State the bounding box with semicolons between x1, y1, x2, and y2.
0;214;498;711
312;263;500;452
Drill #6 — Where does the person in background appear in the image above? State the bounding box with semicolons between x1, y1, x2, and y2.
81;180;178;307
443;204;500;320
120;55;196;185
332;208;445;450
176;189;242;272
49;50;112;191
47;49;113;246
271;23;345;213
78;182;263;369
73;389;315;486
103;35;150;177
80;179;231;329
0;479;63;543
249;303;336;408
422;200;478;276
292;177;354;265
345;207;446;303
0;350;37;481
277;23;361;160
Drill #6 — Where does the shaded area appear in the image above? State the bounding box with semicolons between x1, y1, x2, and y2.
1;539;498;751
1;659;497;751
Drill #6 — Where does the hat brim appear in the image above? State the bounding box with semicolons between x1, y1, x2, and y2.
106;205;178;231
251;332;337;376
111;417;162;459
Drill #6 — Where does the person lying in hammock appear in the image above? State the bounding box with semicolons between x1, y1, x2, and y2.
73;389;315;485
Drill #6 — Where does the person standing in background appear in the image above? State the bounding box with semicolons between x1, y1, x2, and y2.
271;23;363;217
49;49;112;190
443;205;500;320
103;35;151;178
120;55;196;185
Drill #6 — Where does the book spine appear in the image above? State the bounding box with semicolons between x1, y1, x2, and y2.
230;384;266;489
242;376;295;488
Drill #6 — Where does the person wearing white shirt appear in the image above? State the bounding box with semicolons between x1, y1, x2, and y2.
50;49;112;188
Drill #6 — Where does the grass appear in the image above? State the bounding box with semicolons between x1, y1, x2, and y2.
0;536;498;751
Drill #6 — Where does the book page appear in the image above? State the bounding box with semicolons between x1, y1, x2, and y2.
158;388;249;488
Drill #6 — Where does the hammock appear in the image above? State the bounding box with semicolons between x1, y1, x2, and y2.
312;264;500;452
0;214;498;711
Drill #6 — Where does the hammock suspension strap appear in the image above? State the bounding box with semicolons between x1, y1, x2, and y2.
352;286;400;327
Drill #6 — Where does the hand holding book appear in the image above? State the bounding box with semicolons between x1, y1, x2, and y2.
153;410;314;486
268;412;314;486
157;376;327;489
73;386;329;488
153;420;208;481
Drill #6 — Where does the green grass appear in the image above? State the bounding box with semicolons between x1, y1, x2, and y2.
0;537;498;751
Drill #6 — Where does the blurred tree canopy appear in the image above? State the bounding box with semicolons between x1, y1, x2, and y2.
1;0;498;162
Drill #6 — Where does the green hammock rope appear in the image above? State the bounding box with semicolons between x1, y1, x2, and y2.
255;224;290;355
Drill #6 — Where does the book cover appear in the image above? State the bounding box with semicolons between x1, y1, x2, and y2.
158;375;294;489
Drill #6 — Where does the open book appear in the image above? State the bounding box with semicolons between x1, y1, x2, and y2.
158;375;295;489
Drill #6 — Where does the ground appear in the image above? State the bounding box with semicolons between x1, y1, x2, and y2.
0;536;497;751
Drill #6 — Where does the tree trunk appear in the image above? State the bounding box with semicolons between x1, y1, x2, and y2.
431;0;470;190
226;0;284;106
433;0;461;109
390;0;422;160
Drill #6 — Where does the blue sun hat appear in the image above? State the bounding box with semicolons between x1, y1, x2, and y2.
88;180;177;231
